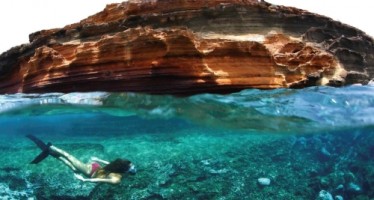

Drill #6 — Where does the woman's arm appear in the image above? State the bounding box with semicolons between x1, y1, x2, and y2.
74;173;121;184
90;157;110;165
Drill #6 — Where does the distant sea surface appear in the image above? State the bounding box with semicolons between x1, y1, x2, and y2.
0;85;373;199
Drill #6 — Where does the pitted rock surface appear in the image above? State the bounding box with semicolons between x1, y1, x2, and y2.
0;0;373;94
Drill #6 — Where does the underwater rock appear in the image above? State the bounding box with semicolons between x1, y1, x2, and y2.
295;137;307;148
318;147;332;161
320;147;331;157
346;182;361;193
319;177;330;188
335;184;344;192
0;0;373;94
334;195;344;200
316;190;333;200
343;172;357;183
153;162;175;187
257;177;271;186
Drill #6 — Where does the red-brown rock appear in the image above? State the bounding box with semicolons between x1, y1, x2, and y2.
0;0;373;94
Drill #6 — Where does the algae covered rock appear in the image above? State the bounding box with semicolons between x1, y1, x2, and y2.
316;190;333;200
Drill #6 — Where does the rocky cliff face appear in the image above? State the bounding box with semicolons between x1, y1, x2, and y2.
0;0;373;94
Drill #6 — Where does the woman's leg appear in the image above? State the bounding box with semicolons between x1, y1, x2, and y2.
58;157;78;172
50;146;91;176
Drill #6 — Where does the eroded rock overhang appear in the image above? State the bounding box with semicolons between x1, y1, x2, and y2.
0;0;373;94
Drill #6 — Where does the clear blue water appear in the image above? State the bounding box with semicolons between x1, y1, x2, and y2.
0;85;373;199
1;85;373;134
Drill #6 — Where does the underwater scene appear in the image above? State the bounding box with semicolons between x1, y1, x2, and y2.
0;85;373;200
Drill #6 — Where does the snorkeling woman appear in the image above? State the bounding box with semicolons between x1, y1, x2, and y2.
26;135;136;184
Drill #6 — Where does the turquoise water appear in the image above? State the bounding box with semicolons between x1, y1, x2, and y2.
0;85;373;199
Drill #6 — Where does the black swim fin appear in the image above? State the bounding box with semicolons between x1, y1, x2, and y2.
26;135;57;164
30;150;49;164
26;135;49;151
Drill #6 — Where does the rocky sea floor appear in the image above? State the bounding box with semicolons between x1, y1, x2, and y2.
0;123;373;200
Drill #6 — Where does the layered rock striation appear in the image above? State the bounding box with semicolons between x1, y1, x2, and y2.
0;0;373;94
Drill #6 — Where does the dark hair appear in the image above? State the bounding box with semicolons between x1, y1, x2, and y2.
103;159;132;174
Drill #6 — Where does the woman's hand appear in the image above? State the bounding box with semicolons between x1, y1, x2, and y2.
74;173;86;182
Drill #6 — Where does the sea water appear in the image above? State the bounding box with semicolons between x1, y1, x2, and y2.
0;85;373;199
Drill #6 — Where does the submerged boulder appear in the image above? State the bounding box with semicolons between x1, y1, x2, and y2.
316;190;333;200
257;177;271;186
0;0;373;94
